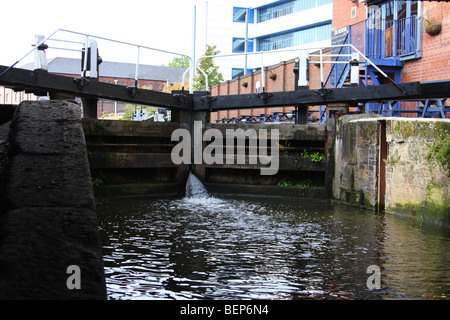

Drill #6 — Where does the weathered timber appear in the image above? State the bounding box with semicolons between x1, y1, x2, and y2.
193;82;422;111
203;155;326;172
205;123;327;141
82;119;180;137
0;66;191;110
88;152;176;169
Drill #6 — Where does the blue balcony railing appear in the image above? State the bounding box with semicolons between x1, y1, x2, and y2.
365;16;419;60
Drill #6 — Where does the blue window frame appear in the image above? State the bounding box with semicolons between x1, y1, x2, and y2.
257;0;332;23
232;68;253;79
233;7;254;23
232;38;254;53
257;22;331;51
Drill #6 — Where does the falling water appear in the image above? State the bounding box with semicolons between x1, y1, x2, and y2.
185;172;210;199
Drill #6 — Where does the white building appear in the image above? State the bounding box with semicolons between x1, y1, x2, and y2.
196;0;333;81
0;86;38;105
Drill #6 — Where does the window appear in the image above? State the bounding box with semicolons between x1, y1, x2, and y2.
232;38;254;53
257;0;332;23
232;68;253;79
351;6;357;19
257;22;331;51
233;7;254;23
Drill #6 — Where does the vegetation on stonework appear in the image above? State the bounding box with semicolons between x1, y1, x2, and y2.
300;150;326;163
92;177;104;186
277;179;320;189
427;122;450;176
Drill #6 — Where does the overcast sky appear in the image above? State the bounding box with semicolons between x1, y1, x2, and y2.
0;0;209;67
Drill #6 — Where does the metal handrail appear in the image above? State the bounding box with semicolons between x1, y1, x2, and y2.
195;43;399;92
0;28;193;89
0;28;404;95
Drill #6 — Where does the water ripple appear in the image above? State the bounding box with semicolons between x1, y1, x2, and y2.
97;195;450;300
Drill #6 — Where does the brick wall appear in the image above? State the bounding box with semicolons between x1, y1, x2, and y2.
332;0;366;31
401;2;450;83
210;53;331;123
210;60;297;123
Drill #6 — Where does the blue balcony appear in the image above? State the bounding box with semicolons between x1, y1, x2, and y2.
326;15;421;88
365;15;420;66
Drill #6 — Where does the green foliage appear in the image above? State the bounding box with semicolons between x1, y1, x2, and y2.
120;104;158;121
193;45;224;91
428;123;450;176
300;150;326;163
277;179;318;189
168;56;190;68
92;178;104;186
95;121;106;134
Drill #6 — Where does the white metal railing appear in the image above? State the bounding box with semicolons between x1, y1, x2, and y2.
0;28;192;91
195;43;399;92
0;28;403;96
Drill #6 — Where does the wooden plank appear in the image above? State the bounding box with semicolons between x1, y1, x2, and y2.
88;152;176;168
82;119;181;137
203;155;326;172
193;82;422;111
0;65;191;110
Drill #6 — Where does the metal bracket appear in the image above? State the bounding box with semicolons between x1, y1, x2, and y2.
256;91;273;103
173;92;188;105
314;87;332;99
200;95;217;108
73;77;90;90
126;86;139;97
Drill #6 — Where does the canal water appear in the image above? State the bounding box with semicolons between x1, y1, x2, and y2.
96;174;450;300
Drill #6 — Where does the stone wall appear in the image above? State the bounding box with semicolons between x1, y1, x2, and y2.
384;119;450;225
333;114;383;207
0;101;106;299
333;115;450;227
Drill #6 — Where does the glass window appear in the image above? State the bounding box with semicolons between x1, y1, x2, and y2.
257;23;331;51
232;68;244;79
233;7;254;23
257;0;332;23
232;68;253;79
232;38;254;53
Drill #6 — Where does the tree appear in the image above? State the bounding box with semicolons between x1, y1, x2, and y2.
162;79;189;93
168;56;190;68
193;45;224;91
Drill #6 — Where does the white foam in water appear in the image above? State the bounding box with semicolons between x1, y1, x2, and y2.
185;172;210;199
178;172;273;232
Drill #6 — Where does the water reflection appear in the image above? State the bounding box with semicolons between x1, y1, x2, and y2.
96;195;450;300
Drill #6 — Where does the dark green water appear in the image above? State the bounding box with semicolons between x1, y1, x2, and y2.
96;194;450;300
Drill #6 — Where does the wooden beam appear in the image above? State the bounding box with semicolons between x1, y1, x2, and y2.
193;82;422;111
0;65;192;110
